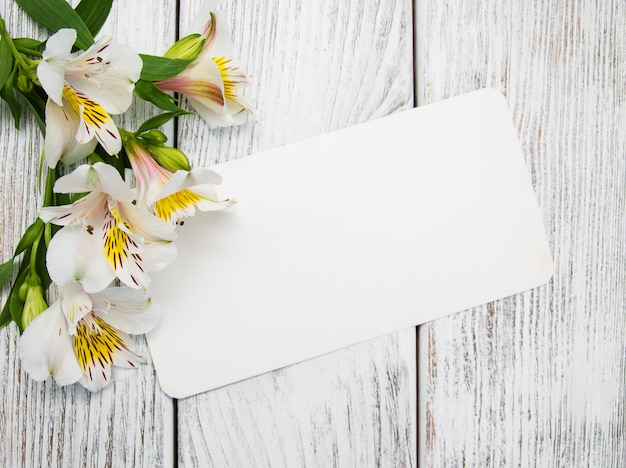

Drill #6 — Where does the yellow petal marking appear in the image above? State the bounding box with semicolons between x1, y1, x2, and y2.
212;56;246;101
73;315;128;374
62;86;113;130
154;189;204;224
103;206;141;283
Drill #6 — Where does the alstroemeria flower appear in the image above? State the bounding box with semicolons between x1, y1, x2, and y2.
39;163;177;292
37;28;142;167
126;139;232;224
19;282;159;391
156;2;256;128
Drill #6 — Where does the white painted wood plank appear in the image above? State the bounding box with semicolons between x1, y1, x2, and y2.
0;2;176;465
175;0;416;465
178;333;416;467
416;0;626;465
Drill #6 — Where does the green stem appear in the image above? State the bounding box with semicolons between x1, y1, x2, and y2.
43;167;56;208
15;46;41;57
29;233;40;274
44;222;52;248
0;17;28;68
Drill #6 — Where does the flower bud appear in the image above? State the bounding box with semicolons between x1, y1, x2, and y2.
164;33;205;60
148;144;191;172
18;280;29;302
16;74;34;94
142;129;168;144
21;281;48;330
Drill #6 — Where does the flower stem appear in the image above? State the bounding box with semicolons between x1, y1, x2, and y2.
15;46;42;57
44;222;52;248
0;17;28;68
41;167;56;248
43;167;56;207
29;232;41;274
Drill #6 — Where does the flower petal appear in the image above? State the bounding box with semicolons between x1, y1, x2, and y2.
39;191;105;226
73;315;143;391
62;87;122;155
153;190;204;223
43;98;97;168
102;204;170;290
65;37;142;114
91;287;160;335
149;168;231;222
135;239;178;273
158;59;224;105
226;94;257;124
53;163;134;202
155;168;221;201
60;282;93;334
47;223;115;293
42;28;76;61
38;28;76;105
116;200;177;242
187;96;235;128
191;192;233;212
199;11;234;57
18;302;83;386
186;0;218;37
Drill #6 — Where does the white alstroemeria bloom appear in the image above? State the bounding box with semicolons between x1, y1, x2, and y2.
126;139;231;224
156;2;256;128
37;28;142;167
19;282;159;391
39;163;177;292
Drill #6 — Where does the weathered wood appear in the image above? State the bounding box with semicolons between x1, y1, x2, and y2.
175;0;417;466
0;2;176;465
177;333;416;467
416;0;626;465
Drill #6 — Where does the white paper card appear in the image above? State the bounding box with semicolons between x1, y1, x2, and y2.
147;89;553;398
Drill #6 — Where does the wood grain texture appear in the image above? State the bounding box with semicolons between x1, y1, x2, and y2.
0;2;175;466
416;0;625;466
178;333;416;467
175;0;417;466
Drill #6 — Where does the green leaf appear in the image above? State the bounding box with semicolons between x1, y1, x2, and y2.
13;37;43;50
75;0;113;38
139;54;193;81
0;71;22;129
14;37;44;56
56;191;88;206
34;237;51;290
0;257;14;290
0;35;13;89
8;263;29;332
9;287;25;332
134;79;188;113
15;0;94;50
13;219;44;257
19;87;47;133
0;297;11;328
136;111;190;134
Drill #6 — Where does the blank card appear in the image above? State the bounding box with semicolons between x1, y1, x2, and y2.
146;89;553;398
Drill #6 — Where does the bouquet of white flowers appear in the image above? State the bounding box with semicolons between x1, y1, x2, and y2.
0;0;254;391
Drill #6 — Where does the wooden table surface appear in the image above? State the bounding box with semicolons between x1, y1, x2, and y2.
1;0;624;466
